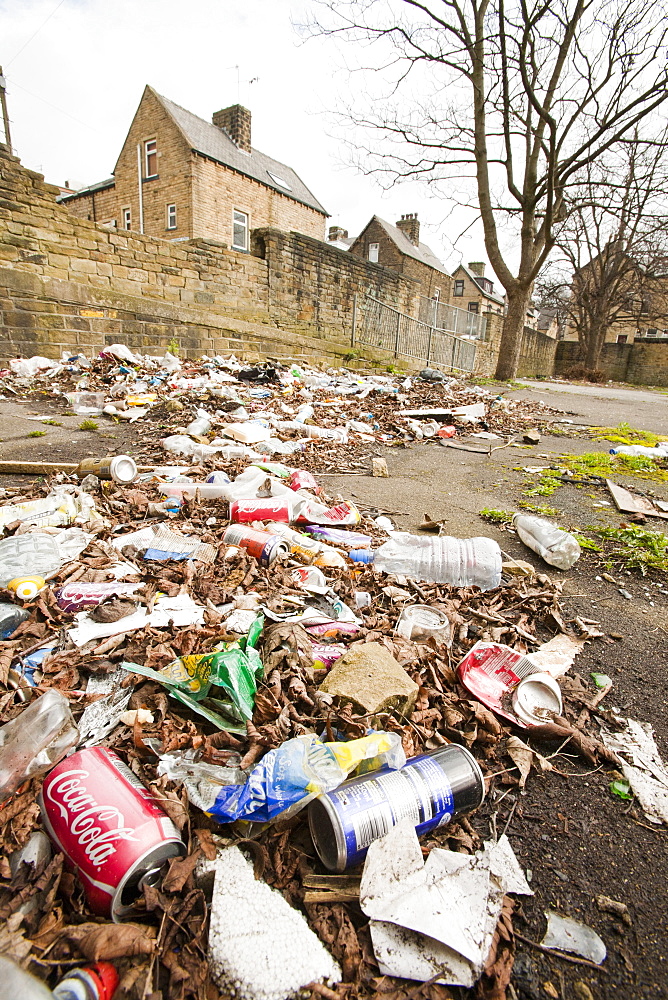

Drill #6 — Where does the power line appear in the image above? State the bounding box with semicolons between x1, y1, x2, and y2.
6;0;68;68
8;76;99;132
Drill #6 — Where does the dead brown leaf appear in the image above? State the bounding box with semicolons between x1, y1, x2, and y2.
65;921;156;960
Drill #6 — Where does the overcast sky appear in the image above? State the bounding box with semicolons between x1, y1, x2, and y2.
0;0;489;277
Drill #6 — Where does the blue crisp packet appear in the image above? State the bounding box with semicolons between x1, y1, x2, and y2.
204;731;403;825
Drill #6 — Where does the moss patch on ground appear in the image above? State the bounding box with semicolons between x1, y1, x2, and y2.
559;451;668;483
590;421;668;447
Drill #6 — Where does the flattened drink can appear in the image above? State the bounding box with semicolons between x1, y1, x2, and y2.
39;747;185;920
222;525;289;565
308;743;484;872
229;497;293;523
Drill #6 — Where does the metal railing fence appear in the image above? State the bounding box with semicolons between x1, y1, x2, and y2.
418;295;488;340
355;295;477;373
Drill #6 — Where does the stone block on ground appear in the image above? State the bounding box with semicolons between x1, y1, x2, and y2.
318;641;418;717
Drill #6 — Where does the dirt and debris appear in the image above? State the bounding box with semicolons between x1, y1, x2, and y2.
0;348;666;1000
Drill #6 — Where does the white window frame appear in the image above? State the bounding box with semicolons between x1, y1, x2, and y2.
144;139;158;178
232;209;249;251
166;203;177;230
453;279;464;296
122;207;131;231
368;242;379;263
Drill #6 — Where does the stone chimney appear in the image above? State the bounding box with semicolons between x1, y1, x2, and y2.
212;105;252;153
328;225;348;242
396;213;420;246
468;261;486;277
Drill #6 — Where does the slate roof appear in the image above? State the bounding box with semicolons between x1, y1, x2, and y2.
153;89;328;216
57;177;114;203
365;216;449;274
453;263;505;306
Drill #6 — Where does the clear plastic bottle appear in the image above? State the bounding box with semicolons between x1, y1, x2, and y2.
0;533;63;587
363;532;502;590
512;514;581;570
186;408;212;436
0;688;79;802
0;602;30;637
609;443;668;457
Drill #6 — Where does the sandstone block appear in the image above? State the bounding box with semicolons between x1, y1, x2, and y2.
319;642;418;718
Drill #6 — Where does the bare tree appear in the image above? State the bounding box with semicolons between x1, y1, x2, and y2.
538;138;668;369
306;0;668;378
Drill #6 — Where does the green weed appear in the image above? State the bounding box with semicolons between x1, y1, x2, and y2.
559;451;668;483
41;419;61;426
519;502;560;516
167;337;180;356
590;421;668;447
479;508;514;523
78;419;98;431
571;532;602;552
27;430;46;438
523;477;559;496
595;524;668;575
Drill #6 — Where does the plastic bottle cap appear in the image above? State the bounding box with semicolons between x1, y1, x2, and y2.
7;577;45;601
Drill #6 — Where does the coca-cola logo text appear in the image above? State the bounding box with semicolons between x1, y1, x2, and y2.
46;768;139;867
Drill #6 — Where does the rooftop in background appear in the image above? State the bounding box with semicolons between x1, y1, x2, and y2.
454;261;505;306
370;215;449;274
59;87;328;217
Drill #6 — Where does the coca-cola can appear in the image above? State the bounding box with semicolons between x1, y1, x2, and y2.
229;497;293;523
39;747;185;921
222;524;288;565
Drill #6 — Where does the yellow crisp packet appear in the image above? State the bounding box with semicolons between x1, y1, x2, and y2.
126;393;157;406
159;654;211;694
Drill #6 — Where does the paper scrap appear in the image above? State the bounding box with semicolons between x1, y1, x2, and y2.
359;821;531;986
602;718;668;825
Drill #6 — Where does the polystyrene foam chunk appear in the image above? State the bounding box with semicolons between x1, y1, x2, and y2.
202;846;341;1000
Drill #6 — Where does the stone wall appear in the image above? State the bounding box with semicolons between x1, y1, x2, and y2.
474;315;557;377
0;144;420;363
254;228;420;344
555;339;668;386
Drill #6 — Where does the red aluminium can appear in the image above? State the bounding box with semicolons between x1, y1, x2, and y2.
222;524;289;565
39;747;185;921
229;496;293;523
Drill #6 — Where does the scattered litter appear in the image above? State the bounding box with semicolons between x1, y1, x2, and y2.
602;718;668;824
606;479;668;521
457;641;565;728
359;821;532;986
201;846;341;1000
541;911;606;965
513;514;581;570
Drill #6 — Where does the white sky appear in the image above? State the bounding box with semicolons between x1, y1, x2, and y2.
0;0;490;279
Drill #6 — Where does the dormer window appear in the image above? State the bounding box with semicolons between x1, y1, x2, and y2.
145;139;157;178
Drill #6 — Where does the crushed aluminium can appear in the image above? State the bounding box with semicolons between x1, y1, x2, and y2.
229;497;293;523
39;747;185;920
308;743;484;872
222;525;289;565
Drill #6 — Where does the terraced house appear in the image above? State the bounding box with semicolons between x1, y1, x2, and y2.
59;86;328;249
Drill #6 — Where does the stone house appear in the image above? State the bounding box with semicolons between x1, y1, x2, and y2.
58;86;328;249
348;214;450;299
449;262;505;317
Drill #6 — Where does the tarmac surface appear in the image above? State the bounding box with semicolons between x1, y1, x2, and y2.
513;379;668;434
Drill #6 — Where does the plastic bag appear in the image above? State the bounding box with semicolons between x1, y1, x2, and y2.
202;731;405;824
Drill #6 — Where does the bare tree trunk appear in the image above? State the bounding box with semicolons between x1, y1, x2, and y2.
585;322;606;369
494;289;531;380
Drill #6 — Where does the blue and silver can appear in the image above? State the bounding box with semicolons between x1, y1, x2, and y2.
308;743;484;872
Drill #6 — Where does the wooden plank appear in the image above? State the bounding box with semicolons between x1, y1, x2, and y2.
606;479;668;520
